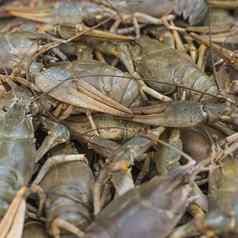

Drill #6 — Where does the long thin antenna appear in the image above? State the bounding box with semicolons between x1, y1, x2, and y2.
208;3;221;92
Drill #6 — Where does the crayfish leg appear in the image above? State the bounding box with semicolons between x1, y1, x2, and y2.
30;184;46;216
86;110;100;136
51;217;85;238
35;119;70;163
0;187;28;238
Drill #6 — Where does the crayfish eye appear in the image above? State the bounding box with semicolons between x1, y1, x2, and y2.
2;106;8;112
29;101;39;116
200;104;208;119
